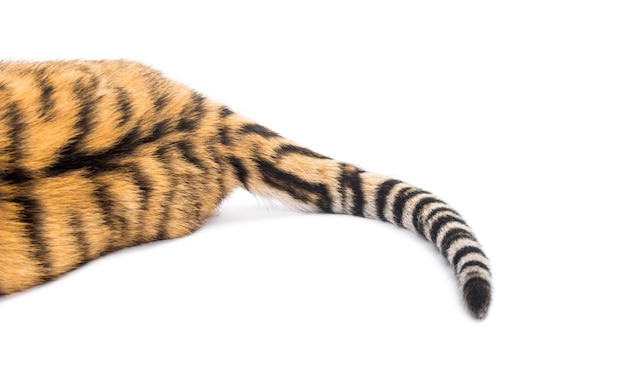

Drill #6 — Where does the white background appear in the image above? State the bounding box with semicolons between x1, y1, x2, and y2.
1;1;625;372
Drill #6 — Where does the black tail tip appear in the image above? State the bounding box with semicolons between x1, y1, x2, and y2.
463;277;491;319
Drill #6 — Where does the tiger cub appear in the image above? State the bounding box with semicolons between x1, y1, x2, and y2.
0;60;491;318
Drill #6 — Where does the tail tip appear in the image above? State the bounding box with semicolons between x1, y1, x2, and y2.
463;277;491;319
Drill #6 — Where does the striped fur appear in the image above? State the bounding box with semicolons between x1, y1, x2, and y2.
0;60;491;318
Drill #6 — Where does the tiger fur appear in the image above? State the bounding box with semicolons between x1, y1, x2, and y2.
0;60;491;318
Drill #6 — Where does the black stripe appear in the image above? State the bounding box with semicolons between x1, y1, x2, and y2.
143;70;170;112
459;260;490;274
338;164;365;216
154;94;169;112
452;246;486;268
175;141;208;171
351;173;365;216
348;167;365;217
177;91;206;131
255;158;332;212
392;188;424;226
375;179;402;221
240;124;281;138
440;228;476;259
143;120;170;143
274;144;330;160
14;195;51;280
228;156;249;188
217;125;232;146
339;164;349;212
91;181;115;254
428;215;468;244
48;127;141;176
72;75;100;141
411;196;443;237
69;213;90;264
219;105;234;118
424;206;457;222
390;187;411;224
1;84;32;183
35;67;56;121
48;76;101;174
114;86;133;127
3;105;31;182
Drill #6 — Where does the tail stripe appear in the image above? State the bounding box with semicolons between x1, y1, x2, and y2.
217;125;232;145
228;156;249;189
339;165;365;216
240;123;281;138
411;196;443;236
219;105;234;118
452;246;486;267
254;158;333;212
459;260;490;274
375;179;402;221
413;192;445;235
175;141;209;172
428;215;468;244
274;144;330;160
424;206;459;224
392;188;424;226
439;228;476;259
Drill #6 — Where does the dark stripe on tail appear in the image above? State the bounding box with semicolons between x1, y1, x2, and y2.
339;165;365;216
440;228;476;259
228;156;250;188
217;125;232;146
376;179;402;221
459;260;490;274
175;141;208;171
411;196;443;237
428;215;467;244
219;106;234;118
424;206;458;223
240;124;281;138
254;158;332;212
392;188;424;226
452;246;486;268
274;144;330;160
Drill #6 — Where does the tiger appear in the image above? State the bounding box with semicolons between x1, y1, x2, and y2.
0;60;491;318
